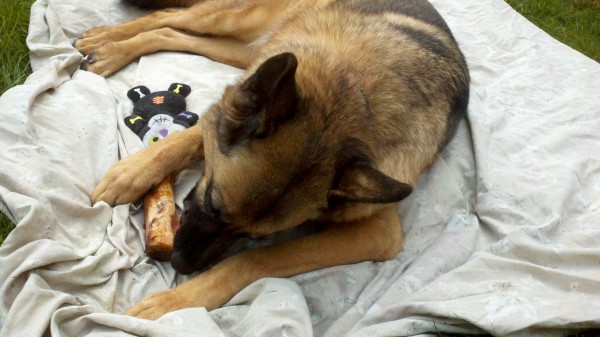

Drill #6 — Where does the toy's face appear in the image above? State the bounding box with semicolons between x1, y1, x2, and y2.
142;114;187;146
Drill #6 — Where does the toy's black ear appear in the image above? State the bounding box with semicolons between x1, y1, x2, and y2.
127;86;151;103
168;83;191;97
174;111;199;127
124;113;147;135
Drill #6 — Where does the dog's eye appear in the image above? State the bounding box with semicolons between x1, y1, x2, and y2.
201;185;222;219
198;178;231;224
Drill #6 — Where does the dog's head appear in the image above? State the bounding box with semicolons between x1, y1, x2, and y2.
171;53;412;274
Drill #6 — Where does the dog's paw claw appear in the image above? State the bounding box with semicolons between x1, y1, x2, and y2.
86;52;97;63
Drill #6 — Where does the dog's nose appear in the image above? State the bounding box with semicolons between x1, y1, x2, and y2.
171;252;195;275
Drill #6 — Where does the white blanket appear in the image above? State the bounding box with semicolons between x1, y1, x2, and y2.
1;0;599;336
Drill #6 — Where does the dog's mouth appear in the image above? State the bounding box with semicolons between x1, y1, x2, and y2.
171;189;236;274
171;235;249;275
170;229;241;274
170;250;199;275
170;240;234;275
171;217;325;275
171;210;243;274
171;250;235;275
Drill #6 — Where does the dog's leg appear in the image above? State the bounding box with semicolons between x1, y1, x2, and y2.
76;0;237;53
82;28;254;77
92;124;203;206
75;9;184;56
166;0;291;41
77;0;289;75
125;205;403;320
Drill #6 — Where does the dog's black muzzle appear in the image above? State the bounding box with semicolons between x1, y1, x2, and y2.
170;193;238;274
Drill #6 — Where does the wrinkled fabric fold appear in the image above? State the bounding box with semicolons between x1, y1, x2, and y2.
1;0;599;336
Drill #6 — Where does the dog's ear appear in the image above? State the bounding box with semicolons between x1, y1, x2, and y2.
218;52;298;149
328;163;413;204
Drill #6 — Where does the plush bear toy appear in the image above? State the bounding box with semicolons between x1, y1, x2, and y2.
125;83;199;147
124;83;199;262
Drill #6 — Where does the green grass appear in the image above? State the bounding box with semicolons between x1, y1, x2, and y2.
0;0;35;245
0;209;15;245
506;0;600;62
0;0;34;94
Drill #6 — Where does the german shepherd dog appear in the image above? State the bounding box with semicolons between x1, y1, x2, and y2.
77;0;469;320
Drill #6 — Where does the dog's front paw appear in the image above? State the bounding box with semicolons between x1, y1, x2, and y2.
75;25;141;77
76;27;117;56
92;150;166;206
125;289;188;320
76;26;132;52
79;41;136;77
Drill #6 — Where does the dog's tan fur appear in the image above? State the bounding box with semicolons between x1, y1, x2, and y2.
78;0;469;319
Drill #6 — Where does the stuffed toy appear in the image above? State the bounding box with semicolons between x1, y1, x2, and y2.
124;83;199;262
125;83;198;147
